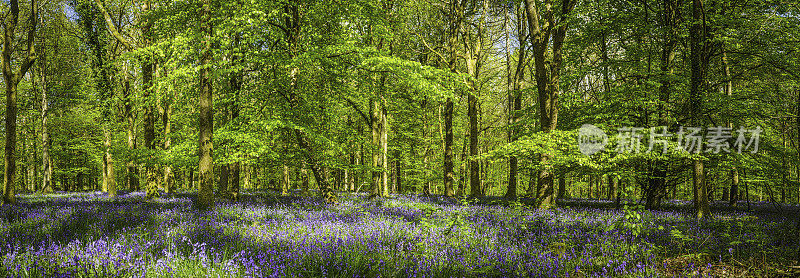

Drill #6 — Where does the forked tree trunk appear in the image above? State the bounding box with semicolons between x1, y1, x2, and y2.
523;0;576;209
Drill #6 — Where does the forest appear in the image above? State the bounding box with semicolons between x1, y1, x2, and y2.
0;0;799;276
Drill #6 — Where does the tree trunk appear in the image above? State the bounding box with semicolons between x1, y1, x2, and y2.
467;2;486;197
395;150;402;194
195;0;214;210
645;165;667;209
2;0;36;205
124;62;139;191
691;0;710;219
301;164;309;194
371;97;382;197
694;160;710;219
162;100;174;194
282;165;290;196
228;33;242;201
217;162;229;197
0;0;38;204
243;164;251;190
40;63;52;194
381;98;389;196
643;0;678;210
141;0;158;199
524;0;575;209
443;0;461;198
104;128;117;197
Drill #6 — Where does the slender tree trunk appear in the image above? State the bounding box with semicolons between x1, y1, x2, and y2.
381;98;389;196
395;150;402;194
141;0;158;199
347;149;355;192
40;64;52;194
163;100;174;194
691;0;710;219
371;97;382;197
729;167;740;205
124;63;139;191
467;1;486;197
353;145;359;192
104;128;117;197
301;164;309;194
443;0;462;198
195;0;214;210
282;165;290;196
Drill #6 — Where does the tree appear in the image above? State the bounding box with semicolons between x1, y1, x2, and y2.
195;0;214;210
523;0;577;209
2;0;38;205
504;2;528;200
690;0;711;219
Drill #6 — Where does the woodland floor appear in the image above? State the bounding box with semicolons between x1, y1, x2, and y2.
0;191;798;277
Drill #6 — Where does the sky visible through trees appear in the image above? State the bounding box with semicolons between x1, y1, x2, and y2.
0;0;799;277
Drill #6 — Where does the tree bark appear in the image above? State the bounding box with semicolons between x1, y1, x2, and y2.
523;0;576;209
381;97;389;196
691;0;710;219
104;128;117;197
2;0;37;205
40;57;52;194
442;0;462;198
195;0;215;210
217;161;229;197
141;0;158;199
722;40;739;206
162;98;174;194
371;97;383;197
124;64;139;191
301;164;309;194
282;165;290;195
505;5;526;200
467;0;487;198
395;150;402;194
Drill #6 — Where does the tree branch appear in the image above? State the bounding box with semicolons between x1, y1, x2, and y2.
93;0;134;51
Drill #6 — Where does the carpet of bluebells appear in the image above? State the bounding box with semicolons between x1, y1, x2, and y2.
0;191;798;277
